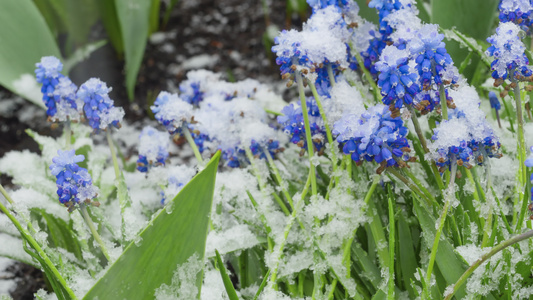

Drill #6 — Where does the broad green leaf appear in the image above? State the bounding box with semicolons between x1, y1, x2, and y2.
413;199;467;298
430;0;499;80
115;0;152;100
0;0;61;107
95;0;124;55
83;152;221;300
215;250;240;300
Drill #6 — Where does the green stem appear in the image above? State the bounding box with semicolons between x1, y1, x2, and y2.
402;167;437;205
106;130;121;179
0;189;78;299
182;126;204;164
439;85;448;121
264;149;294;209
245;147;290;216
408;105;445;190
79;205;111;262
444;229;533;300
425;162;457;298
351;43;380;102
511;75;528;231
308;81;339;184
387;168;431;206
387;188;395;300
295;71;317;196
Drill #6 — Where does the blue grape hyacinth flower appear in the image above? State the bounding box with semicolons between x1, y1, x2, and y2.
35;56;83;121
277;101;326;155
499;0;533;33
77;78;124;131
375;45;421;109
486;22;532;81
136;126;170;172
409;24;454;88
50;149;99;211
151;91;194;135
333;104;411;172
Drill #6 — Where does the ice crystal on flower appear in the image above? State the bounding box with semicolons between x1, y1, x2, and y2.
333;104;410;169
77;78;124;130
486;22;532;80
151;91;194;134
136;126;170;173
499;0;533;32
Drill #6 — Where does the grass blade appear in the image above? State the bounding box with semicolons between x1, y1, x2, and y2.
215;249;240;300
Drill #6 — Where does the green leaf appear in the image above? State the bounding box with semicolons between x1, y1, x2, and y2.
95;0;124;55
215;250;240;300
83;152;221;300
397;213;417;298
430;0;499;80
39;210;83;260
413;199;467;298
0;0;61;107
163;0;180;26
115;0;152;100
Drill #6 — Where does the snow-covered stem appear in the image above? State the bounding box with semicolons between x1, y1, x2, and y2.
79;204;111;262
0;183;14;205
264;148;294;209
407;105;445;190
402;167;436;205
425;162;457;298
182;126;204;164
388;190;395;300
64;120;71;149
343;175;380;278
245;147;290;215
268;171;310;287
464;168;481;203
387;167;431;206
0;191;78;299
308;80;339;184
443;229;533;300
511;73;529;231
106;130;121;179
295;71;317;196
439;85;448;120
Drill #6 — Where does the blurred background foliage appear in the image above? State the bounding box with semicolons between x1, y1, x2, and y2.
0;0;500;106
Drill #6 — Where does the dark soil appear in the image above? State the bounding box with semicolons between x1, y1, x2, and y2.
1;1;307;298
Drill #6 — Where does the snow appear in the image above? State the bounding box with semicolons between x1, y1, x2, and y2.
154;253;203;300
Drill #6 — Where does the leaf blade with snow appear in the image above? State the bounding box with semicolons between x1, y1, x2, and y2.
83;151;221;300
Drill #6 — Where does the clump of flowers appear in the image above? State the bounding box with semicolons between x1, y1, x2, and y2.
151;91;194;135
499;0;533;32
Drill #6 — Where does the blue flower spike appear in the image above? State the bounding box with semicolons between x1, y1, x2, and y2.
77;78;125;131
333;104;413;174
151;91;194;135
49;149;99;212
35;56;83;122
486;22;532;85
